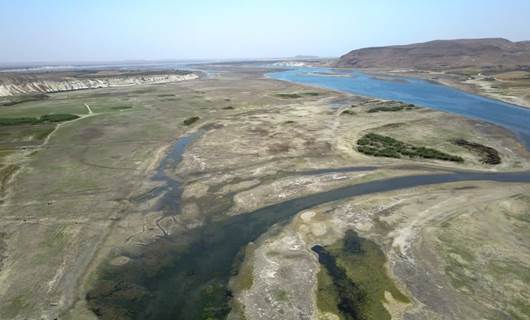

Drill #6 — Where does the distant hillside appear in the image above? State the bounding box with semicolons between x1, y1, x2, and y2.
0;70;198;97
336;38;530;70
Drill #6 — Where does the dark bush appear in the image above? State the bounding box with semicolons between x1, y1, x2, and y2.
356;133;463;162
367;103;418;113
0;113;79;126
453;139;501;165
183;116;200;126
0;117;40;126
40;113;79;122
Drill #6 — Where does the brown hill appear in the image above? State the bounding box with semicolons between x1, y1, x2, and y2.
336;38;530;70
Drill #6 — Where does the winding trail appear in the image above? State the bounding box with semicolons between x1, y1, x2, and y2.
84;103;93;114
40;103;97;148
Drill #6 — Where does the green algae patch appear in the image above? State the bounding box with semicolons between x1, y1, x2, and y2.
313;230;409;320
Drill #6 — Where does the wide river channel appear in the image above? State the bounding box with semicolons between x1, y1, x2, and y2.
267;67;530;150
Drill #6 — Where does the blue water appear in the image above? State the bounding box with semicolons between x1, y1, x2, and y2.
267;67;530;150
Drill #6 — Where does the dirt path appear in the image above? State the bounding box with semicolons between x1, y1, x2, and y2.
84;103;93;115
41;103;96;148
2;104;100;202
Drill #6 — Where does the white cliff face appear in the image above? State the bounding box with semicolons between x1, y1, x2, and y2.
0;73;198;97
272;61;307;67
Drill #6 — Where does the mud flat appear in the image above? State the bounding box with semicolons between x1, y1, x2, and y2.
231;179;530;320
87;144;530;319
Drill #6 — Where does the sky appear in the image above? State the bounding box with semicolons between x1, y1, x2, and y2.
1;0;530;63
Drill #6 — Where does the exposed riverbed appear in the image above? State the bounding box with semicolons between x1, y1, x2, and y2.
87;133;530;320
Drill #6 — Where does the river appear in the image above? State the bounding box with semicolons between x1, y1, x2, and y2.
87;134;530;319
86;66;530;319
267;67;530;150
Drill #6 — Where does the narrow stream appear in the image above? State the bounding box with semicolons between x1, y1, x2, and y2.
86;132;530;320
131;131;202;214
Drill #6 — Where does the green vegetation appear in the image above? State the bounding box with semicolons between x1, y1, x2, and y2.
275;93;302;99
312;230;409;320
0;94;49;107
0;117;39;126
230;245;255;292
110;105;133;110
341;110;356;116
198;282;231;320
0;125;54;143
1;295;31;319
315;267;343;318
436;198;530;320
367;104;417;113
438;233;477;293
0;113;79;126
453;139;501;165
183;116;200;126
357;133;464;162
274;92;321;99
39;113;79;122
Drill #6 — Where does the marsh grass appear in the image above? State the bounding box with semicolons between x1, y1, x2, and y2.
313;230;409;320
0;94;49;107
0;113;79;126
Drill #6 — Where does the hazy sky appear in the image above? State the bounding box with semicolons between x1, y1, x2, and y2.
1;0;530;63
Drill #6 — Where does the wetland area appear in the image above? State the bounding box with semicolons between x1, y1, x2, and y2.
0;62;529;320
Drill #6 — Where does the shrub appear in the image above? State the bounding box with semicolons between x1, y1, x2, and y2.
356;133;463;162
366;103;418;113
40;113;79;122
275;93;302;99
183;116;200;126
453;139;501;165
